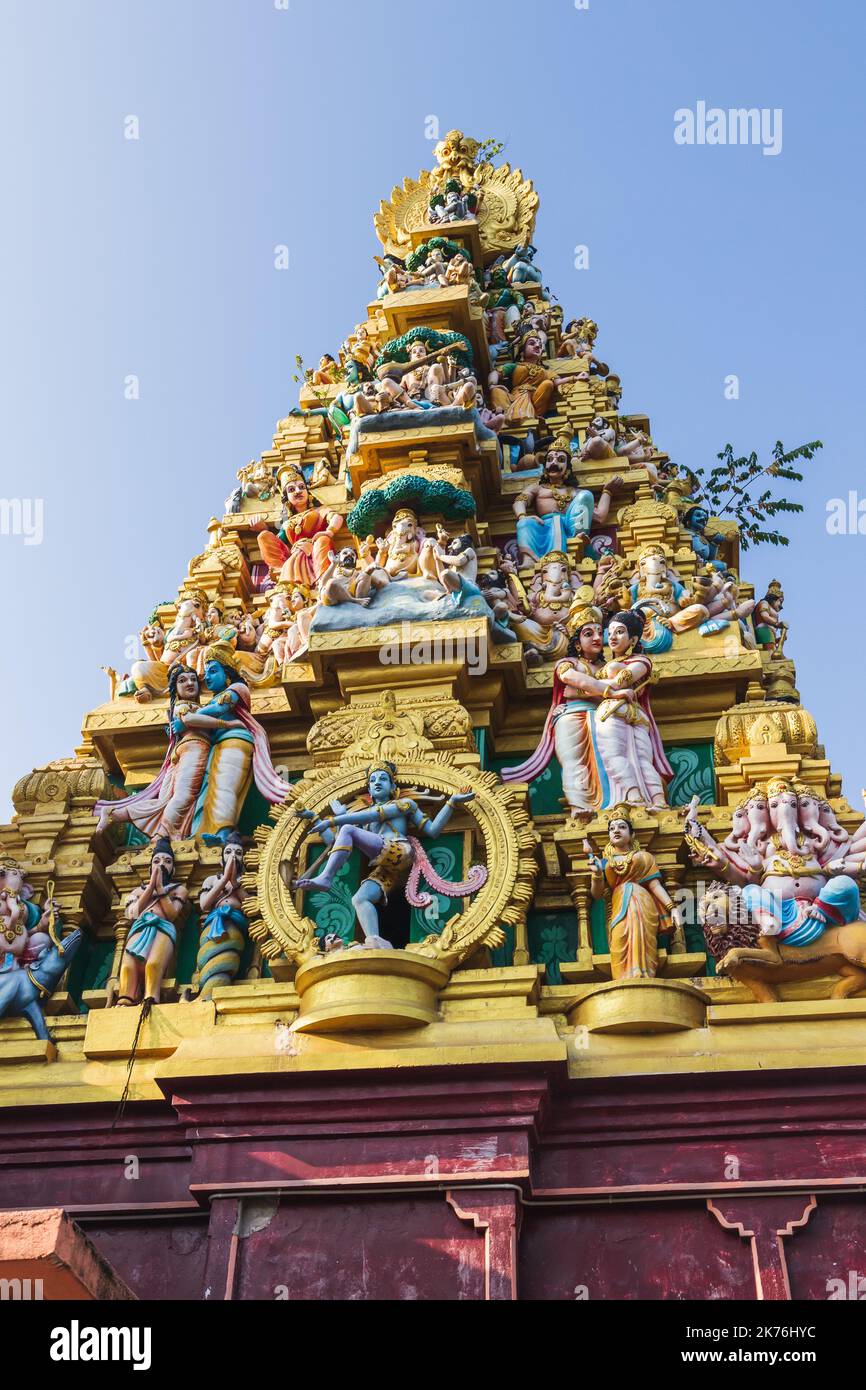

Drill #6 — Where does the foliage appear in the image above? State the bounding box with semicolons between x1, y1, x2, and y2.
405;238;472;273
689;440;823;550
347;475;476;538
291;353;344;406
373;326;474;374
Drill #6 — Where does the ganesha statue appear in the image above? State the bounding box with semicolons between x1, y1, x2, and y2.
688;777;866;1001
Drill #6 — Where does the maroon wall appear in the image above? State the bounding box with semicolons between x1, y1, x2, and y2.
1;1064;865;1300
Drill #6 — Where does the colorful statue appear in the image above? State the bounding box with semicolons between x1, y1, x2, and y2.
688;778;866;1000
489;333;569;422
369;337;477;411
501;245;542;287
96;645;288;846
580;417;655;475
754;580;788;652
429;180;479;225
0;861;58;968
513;438;620;563
682;504;727;571
503;603;672;815
629;546;710;652
194;833;249;1000
507;552;578;667
292;762;487;950
117;839;189;1008
0;909;82;1043
123;591;208;703
699;880;866;1003
586;807;680;979
257;467;343;589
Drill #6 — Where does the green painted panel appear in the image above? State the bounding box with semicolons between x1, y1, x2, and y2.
527;909;578;985
667;742;716;807
410;833;464;943
489;757;563;818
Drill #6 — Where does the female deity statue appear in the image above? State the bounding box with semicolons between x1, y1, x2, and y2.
193;833;249;1000
513;437;620;563
489;333;570;422
592;611;672;809
256;467;343;590
116;839;189;1008
292;762;486;951
586;808;680;980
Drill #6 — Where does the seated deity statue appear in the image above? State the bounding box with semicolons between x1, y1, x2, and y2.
513;437;621;563
489;333;570;423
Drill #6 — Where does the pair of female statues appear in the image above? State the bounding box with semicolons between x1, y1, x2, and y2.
503;601;672;817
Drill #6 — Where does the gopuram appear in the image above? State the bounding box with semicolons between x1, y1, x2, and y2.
1;132;864;1302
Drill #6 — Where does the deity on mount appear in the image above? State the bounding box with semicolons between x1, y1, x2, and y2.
428;179;479;226
95;645;288;847
116;839;188;1008
754;580;788;652
256;466;343;589
292;762;487;951
586;807;681;979
489;332;570;422
0;861;60;969
513;437;621;563
688;777;866;999
375;255;428;299
193;833;249;1000
503;602;672;816
0;869;80;1043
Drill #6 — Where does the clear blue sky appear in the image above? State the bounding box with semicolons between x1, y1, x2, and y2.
1;0;864;818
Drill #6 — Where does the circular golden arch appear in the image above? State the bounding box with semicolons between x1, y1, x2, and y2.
246;760;537;969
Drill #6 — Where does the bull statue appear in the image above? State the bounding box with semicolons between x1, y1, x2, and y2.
0;930;83;1043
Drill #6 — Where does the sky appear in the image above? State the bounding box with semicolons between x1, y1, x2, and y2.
0;0;864;818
